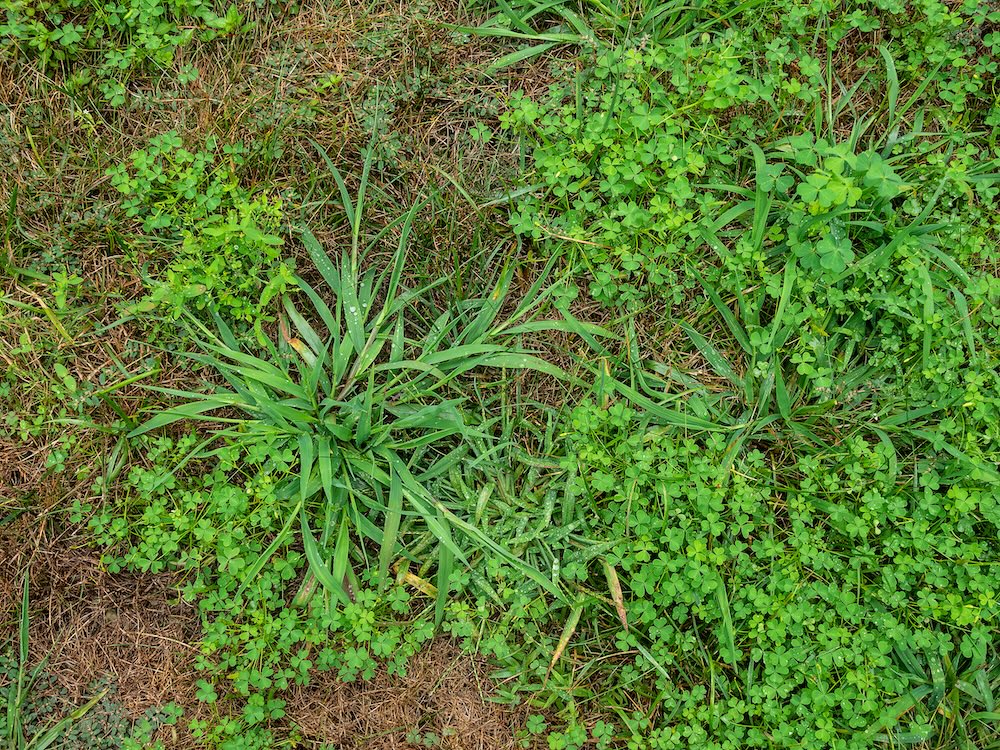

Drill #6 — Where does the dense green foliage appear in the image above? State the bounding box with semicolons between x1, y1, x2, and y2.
482;1;1000;746
500;2;1000;305
550;402;1000;748
107;132;291;325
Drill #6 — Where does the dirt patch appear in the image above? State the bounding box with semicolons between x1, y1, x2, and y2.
0;525;199;702
1;524;538;750
288;640;530;750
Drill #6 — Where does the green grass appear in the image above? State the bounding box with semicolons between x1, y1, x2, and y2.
3;0;1000;748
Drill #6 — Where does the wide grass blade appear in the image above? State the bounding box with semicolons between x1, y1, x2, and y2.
8;573;30;746
300;226;341;295
127;397;246;437
878;45;899;132
298;432;315;503
307;138;355;231
865;686;932;738
330;510;353;603
238;499;302;602
602;559;627;631
714;572;737;667
487;42;559;73
434;505;455;629
749;143;772;253
680;322;744;393
445;22;584;44
301;508;351;605
378;468;404;590
195;345;308;400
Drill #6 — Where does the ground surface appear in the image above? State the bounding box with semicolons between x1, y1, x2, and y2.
3;0;1000;749
1;2;545;746
1;522;531;749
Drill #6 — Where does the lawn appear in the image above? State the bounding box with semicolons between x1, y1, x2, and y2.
2;1;1000;749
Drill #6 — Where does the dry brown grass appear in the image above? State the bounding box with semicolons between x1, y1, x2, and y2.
0;524;199;711
0;522;203;749
289;640;532;750
0;524;538;750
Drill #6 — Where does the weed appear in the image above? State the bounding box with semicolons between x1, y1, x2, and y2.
464;3;1000;747
5;0;1000;747
0;0;251;106
108;132;292;326
497;0;1000;306
81;163;587;743
518;396;1000;748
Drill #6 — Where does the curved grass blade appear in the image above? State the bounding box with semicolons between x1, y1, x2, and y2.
237;499;302;602
602;559;627;631
301;508;351;605
546;598;584;680
127;397;246;437
31;688;109;750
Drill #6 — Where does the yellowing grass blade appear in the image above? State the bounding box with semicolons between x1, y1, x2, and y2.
546;600;583;681
602;559;628;631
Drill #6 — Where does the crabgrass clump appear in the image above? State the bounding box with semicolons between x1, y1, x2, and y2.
79;171;578;745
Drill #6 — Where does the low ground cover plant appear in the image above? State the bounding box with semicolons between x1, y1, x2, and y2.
0;0;248;105
107;131;292;327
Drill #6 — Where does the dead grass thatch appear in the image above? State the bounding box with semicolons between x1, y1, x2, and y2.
289;639;530;750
